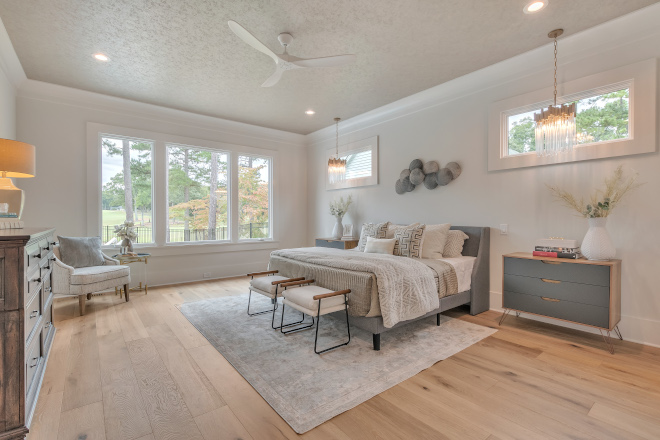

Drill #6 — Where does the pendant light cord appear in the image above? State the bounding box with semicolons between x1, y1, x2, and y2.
335;118;340;158
553;36;558;106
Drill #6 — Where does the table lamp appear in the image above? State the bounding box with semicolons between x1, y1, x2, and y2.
0;139;36;219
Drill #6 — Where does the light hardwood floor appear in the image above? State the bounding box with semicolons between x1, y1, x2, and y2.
28;278;660;440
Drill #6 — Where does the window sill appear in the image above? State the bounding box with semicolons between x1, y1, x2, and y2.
102;240;280;257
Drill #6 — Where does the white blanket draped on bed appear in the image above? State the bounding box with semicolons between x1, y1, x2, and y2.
270;247;439;328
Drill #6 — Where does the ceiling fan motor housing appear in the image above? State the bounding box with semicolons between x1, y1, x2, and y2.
278;33;293;47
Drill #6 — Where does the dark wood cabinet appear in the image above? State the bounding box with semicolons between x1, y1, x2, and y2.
0;228;56;439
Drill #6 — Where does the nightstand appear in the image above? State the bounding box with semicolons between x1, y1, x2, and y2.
501;252;621;353
315;238;359;250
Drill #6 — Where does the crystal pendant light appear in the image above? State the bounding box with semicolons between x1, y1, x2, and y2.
327;117;346;184
534;29;576;156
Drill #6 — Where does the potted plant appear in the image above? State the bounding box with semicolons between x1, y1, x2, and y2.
329;195;353;240
547;166;642;260
114;221;138;254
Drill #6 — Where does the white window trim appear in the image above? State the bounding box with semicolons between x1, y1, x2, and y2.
326;136;379;190
488;58;656;171
86;123;278;254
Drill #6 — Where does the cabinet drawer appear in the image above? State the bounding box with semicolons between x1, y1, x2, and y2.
503;290;610;328
25;287;42;343
316;239;346;249
42;302;55;348
25;332;43;397
503;274;610;308
504;257;610;287
26;244;42;273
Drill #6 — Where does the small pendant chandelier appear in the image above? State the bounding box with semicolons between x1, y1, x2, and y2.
535;29;576;156
328;117;346;184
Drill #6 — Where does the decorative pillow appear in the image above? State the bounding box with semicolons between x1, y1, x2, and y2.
393;225;426;258
357;222;389;251
364;237;396;255
57;236;106;268
443;230;469;257
385;222;421;239
421;223;451;259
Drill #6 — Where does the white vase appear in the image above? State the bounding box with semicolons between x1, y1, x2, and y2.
581;217;615;261
332;216;343;239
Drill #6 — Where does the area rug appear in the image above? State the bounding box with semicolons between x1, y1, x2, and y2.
179;294;497;433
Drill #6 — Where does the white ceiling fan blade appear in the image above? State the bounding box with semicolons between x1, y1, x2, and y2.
291;54;356;68
228;20;278;63
261;67;284;87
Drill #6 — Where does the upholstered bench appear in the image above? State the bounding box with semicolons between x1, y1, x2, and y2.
279;279;351;354
247;270;303;318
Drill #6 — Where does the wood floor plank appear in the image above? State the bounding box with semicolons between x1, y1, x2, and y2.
187;344;298;440
116;302;149;342
147;323;225;417
589;402;660;440
98;331;152;440
194;406;254;440
165;304;211;349
57;401;106;440
300;422;352;440
127;337;204;440
61;313;103;412
40;319;74;395
26;392;63;440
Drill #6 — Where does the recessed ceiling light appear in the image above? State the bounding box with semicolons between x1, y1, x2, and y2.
305;110;315;115
523;0;547;14
93;53;109;62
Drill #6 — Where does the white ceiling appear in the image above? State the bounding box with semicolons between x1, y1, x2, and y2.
1;0;658;134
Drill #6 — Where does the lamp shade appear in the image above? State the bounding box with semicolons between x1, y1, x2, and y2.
0;139;36;177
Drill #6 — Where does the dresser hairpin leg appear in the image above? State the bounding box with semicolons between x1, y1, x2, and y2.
499;309;511;326
599;329;615;355
613;325;623;341
515;311;521;317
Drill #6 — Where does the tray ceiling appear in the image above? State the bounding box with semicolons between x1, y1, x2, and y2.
1;0;658;134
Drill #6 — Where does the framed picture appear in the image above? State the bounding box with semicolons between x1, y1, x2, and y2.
342;224;353;239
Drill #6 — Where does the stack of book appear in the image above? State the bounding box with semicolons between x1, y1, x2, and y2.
532;238;582;259
0;212;24;229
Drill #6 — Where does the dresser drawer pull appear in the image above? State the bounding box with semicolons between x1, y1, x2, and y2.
45;321;52;329
33;278;41;283
29;357;38;368
541;296;561;302
541;278;561;284
541;260;561;265
30;254;40;259
29;310;39;318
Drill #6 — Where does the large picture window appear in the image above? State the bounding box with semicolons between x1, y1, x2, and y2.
167;144;229;243
238;155;271;240
101;136;154;244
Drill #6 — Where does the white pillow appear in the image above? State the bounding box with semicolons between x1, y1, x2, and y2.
443;230;469;257
364;237;396;255
421;223;451;259
386;222;420;239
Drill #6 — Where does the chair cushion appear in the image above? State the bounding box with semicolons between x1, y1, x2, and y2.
284;286;346;311
70;265;130;285
250;275;288;295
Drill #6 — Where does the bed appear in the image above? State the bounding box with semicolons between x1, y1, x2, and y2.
269;226;490;350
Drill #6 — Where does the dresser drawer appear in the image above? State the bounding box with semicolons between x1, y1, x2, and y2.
503;290;610;328
42;302;55;348
504;257;610;287
503;274;610;308
316;239;347;249
25;332;43;397
25;287;42;343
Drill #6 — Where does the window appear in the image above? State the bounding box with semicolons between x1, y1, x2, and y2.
506;87;630;156
101;136;154;245
238;155;271;240
488;59;656;171
326;136;379;190
167;144;229;243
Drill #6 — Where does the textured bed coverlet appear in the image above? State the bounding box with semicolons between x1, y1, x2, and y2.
270;247;457;328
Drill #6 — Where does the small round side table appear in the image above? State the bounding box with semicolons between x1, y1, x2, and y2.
112;253;151;298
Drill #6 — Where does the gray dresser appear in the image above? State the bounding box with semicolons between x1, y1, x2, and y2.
315;238;359;250
502;252;621;352
0;228;56;439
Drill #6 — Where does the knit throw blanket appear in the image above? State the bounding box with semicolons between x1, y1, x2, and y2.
270;247;447;328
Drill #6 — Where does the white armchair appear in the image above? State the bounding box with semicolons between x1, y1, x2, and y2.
52;246;131;315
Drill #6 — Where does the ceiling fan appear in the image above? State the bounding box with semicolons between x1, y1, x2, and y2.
228;20;356;87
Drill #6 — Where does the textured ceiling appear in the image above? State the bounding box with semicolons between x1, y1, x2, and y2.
1;0;658;134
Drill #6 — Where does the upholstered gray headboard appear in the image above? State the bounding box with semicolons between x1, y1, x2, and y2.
450;226;490;315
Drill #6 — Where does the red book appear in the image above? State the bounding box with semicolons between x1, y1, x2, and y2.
533;251;557;257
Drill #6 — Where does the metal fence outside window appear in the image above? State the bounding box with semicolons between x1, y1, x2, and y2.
102;223;269;244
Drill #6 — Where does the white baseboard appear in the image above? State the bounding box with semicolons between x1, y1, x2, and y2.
489;291;660;349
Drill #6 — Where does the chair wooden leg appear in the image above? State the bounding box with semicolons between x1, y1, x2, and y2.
86;293;92;300
79;296;86;316
124;284;130;302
